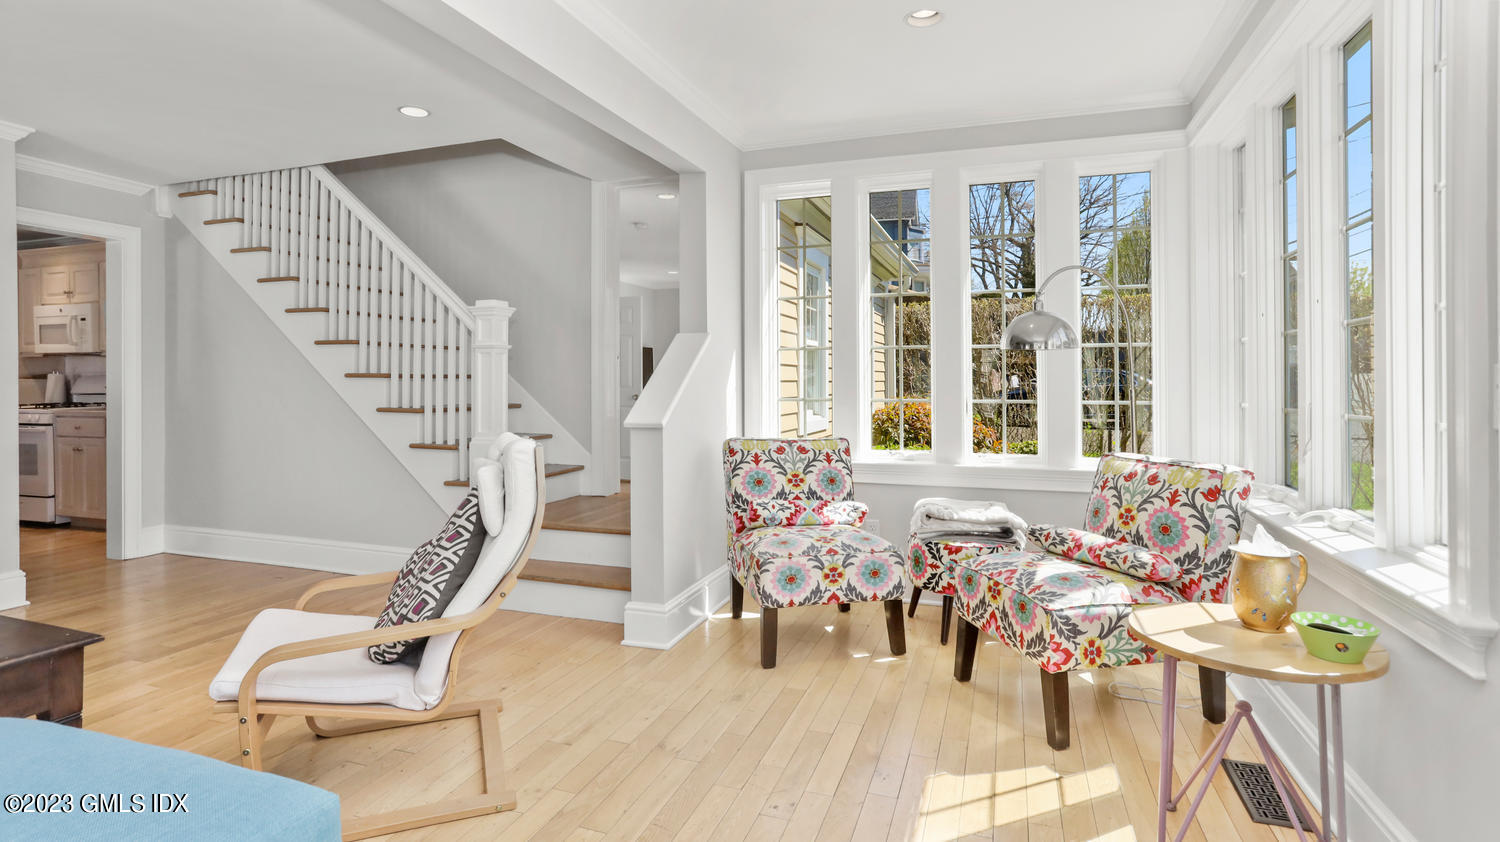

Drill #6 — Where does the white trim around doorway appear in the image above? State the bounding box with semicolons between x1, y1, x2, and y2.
16;206;152;560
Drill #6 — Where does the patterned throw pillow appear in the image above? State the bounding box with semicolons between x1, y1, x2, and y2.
1026;524;1182;583
369;490;487;664
735;499;869;533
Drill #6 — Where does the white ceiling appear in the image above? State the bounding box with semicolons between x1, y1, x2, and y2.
0;0;671;184
619;182;680;289
556;0;1253;149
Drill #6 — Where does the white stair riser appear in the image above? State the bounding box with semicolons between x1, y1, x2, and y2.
501;579;627;624
535;528;630;567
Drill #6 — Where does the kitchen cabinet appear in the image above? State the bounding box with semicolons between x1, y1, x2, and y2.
39;262;102;305
54;412;106;522
18;268;41;354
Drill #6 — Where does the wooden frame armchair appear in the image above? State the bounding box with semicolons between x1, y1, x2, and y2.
209;441;545;841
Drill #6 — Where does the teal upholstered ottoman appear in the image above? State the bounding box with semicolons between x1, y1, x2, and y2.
0;718;339;841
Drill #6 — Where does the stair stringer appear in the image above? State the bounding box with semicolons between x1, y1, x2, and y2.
174;194;466;514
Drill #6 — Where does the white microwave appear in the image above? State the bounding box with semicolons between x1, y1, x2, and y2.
34;303;102;354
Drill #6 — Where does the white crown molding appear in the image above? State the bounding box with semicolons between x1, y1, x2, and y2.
15;154;153;196
551;0;747;146
0;118;35;142
737;92;1190;152
1178;0;1270;106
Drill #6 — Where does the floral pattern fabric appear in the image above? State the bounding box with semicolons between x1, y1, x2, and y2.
908;535;1022;595
732;526;906;608
1025;524;1181;583
950;549;1183;673
739;499;869;533
723;439;907;610
1083;454;1254;603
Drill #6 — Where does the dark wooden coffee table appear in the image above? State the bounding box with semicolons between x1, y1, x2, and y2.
0;615;103;727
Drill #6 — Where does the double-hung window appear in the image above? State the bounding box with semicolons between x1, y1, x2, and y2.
1281;98;1300;488
776;196;834;438
1342;23;1376;515
869;188;932;451
968;180;1038;455
1079;172;1153;456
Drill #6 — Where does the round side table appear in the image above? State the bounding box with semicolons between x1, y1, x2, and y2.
1128;602;1388;842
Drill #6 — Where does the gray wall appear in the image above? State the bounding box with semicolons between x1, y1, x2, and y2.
164;219;440;547
15;169;169;548
328;141;593;448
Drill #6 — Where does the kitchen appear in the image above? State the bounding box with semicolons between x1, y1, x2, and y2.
17;227;108;530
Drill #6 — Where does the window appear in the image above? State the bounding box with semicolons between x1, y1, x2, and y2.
968;180;1038;454
1281;98;1300;488
1343;24;1375;513
1079;172;1152;456
869;188;932;451
776;196;834;437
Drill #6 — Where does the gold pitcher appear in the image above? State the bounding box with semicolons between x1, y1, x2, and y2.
1229;547;1309;632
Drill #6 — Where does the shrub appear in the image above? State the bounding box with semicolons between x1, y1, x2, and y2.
872;402;932;449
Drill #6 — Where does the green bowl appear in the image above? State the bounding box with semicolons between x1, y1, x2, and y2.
1290;611;1381;664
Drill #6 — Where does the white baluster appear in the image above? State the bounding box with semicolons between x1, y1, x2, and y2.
298;170;310;307
337;205;348;339
317;185;329;311
458;323;469;479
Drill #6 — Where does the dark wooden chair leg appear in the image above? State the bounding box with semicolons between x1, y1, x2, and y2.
1040;668;1071;750
731;578;744;619
884;600;906;655
760;607;778;668
907;586;924;617
939;595;954;646
838;603;851;613
953;618;978;681
1199;665;1227;724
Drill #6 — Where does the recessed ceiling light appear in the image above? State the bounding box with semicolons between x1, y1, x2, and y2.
905;9;942;27
398;105;430;118
667;270;679;275
657;192;677;200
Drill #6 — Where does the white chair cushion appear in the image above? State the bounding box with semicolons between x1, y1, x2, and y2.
209;608;434;711
412;434;539;701
473;457;505;537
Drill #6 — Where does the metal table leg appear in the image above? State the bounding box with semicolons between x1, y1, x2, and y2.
1333;685;1345;841
1318;685;1330;842
1158;654;1177;842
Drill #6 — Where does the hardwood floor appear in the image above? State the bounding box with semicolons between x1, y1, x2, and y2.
5;527;1315;841
543;483;631;535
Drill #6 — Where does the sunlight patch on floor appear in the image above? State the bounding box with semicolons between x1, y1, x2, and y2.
916;763;1122;836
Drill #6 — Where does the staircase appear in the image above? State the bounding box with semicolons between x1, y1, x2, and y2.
172;166;630;624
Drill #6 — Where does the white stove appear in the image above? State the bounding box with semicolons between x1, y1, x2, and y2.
18;402;104;525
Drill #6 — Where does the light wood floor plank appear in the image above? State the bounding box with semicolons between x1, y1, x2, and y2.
4;528;1327;841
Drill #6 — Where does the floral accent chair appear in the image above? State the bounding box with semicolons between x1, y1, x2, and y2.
950;453;1254;750
725;438;909;668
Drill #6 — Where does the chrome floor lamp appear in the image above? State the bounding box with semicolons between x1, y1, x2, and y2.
999;263;1141;453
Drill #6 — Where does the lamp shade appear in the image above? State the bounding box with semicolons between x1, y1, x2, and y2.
1000;308;1080;351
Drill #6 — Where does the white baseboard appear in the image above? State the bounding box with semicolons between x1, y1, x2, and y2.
622;567;732;649
162;525;408;575
1227;676;1416;842
0;569;29;611
501;578;628;624
133;524;166;558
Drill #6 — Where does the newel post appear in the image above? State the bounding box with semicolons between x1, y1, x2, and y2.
469;299;515;467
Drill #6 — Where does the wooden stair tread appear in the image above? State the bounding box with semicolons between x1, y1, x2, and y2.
345;372;389;379
315;339;359;345
178;189;217;197
258;276;298;283
444;462;581;487
410;442;457;451
231;246;271;253
518;432;553;440
543;485;631;535
287;307;328;313
204;217;244;225
519;560;630;592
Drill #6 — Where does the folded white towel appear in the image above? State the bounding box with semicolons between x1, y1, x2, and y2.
910;497;1028;542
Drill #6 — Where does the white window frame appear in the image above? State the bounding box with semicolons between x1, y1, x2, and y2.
1189;0;1494;677
864;178;935;455
743;134;1187;494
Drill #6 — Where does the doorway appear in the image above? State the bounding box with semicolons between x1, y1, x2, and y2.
615;182;680;482
15;208;147;562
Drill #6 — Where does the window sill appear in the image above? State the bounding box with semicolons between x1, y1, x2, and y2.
1247;500;1498;680
853;457;1096;492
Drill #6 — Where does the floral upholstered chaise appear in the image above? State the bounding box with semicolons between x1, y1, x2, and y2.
950;453;1254;749
724;438;909;668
